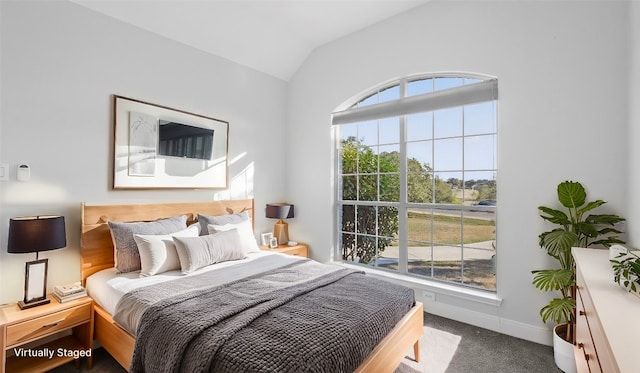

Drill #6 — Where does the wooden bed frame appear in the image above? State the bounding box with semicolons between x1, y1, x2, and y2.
80;199;423;372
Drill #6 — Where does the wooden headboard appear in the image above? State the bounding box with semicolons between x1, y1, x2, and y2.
80;199;254;284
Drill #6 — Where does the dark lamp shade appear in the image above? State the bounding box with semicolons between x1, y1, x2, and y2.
266;203;294;220
8;215;67;254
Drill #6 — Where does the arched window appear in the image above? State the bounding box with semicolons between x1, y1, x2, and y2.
333;73;498;291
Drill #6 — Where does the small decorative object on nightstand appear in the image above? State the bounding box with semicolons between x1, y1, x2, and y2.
265;203;294;245
260;232;274;246
52;282;87;303
0;295;93;373
7;216;67;309
260;243;308;258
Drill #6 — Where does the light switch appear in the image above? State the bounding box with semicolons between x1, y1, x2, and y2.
0;163;8;181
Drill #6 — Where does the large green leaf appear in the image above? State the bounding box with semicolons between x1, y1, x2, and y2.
586;214;626;226
577;200;605;216
590;237;626;247
557;181;586;209
575;221;598;238
532;269;574;292
539;230;578;260
596;227;623;236
538;206;570;225
540;297;576;324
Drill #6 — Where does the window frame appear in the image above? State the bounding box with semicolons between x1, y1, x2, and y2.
333;72;498;291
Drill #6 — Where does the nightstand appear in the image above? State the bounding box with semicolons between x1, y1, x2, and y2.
260;243;309;258
0;295;93;373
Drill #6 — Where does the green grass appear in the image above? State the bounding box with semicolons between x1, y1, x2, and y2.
401;211;495;245
386;212;497;289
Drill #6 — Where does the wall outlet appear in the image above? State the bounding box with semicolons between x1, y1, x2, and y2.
422;291;436;302
17;164;30;181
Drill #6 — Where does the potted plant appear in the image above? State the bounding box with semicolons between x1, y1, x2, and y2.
611;250;640;295
533;181;625;373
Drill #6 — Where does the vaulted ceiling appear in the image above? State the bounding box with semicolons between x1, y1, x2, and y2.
70;0;431;81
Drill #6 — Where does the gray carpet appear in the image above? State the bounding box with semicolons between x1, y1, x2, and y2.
50;313;559;373
396;313;559;373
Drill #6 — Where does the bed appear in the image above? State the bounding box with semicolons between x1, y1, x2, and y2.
80;199;423;372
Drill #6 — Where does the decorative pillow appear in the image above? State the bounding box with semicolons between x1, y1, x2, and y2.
108;215;188;273
197;211;249;235
133;224;200;277
173;229;247;274
207;219;260;253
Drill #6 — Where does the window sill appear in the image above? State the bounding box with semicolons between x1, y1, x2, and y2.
336;262;502;307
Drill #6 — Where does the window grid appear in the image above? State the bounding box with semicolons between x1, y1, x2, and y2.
336;73;497;291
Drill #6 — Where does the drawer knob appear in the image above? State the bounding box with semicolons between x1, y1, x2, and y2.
579;310;586;316
42;319;64;328
578;343;584;349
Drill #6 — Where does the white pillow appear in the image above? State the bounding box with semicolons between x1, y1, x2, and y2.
207;219;261;253
133;224;200;277
173;229;248;274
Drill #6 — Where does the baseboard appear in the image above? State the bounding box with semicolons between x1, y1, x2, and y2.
418;295;552;346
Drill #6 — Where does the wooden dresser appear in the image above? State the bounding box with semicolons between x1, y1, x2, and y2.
572;247;639;373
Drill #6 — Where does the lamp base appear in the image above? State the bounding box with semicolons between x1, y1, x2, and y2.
18;297;50;310
274;219;289;246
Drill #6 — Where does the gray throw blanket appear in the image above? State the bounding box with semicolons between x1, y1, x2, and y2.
122;257;414;373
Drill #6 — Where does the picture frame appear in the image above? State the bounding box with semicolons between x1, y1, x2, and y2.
261;232;274;246
113;95;229;189
269;237;278;249
23;259;48;306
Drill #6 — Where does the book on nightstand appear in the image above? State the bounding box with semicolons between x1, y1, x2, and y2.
53;282;87;302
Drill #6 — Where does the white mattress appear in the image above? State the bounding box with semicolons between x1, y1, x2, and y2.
86;251;277;315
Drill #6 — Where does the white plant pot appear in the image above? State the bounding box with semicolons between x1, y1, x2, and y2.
553;324;577;373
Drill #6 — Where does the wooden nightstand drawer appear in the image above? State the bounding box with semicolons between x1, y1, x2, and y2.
5;303;91;347
284;246;307;257
260;243;309;258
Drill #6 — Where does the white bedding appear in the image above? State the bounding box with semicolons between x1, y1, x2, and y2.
86;250;279;315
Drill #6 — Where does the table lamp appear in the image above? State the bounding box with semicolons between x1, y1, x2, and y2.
8;215;67;309
266;203;294;245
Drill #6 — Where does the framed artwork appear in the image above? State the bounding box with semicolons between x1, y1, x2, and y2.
261;232;274;246
269;237;278;249
113;95;229;189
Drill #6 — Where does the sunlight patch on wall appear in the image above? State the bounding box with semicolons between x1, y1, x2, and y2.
214;157;254;201
3;182;68;204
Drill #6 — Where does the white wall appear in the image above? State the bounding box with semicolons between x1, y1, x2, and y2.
287;1;630;344
0;1;288;303
628;0;640;246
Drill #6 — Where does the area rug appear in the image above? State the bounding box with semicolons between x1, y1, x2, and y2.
395;326;462;373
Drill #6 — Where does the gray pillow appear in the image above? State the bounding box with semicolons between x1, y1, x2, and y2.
108;215;188;273
197;211;249;235
173;229;247;274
